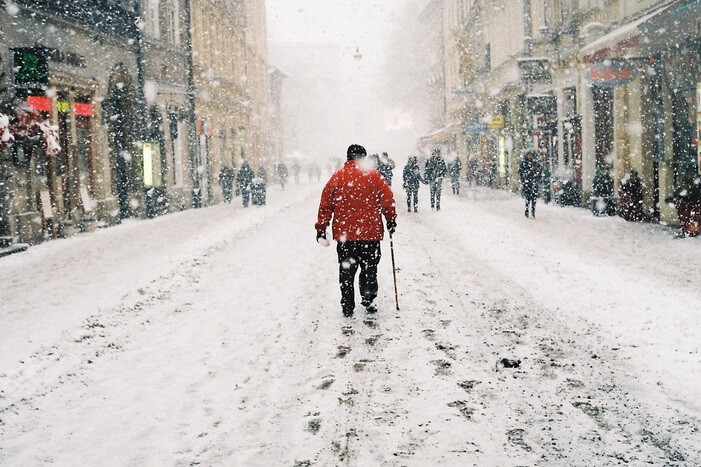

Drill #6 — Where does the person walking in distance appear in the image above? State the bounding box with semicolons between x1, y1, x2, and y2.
425;148;447;210
449;155;462;195
315;144;397;317
519;147;543;218
236;158;254;208
403;156;423;212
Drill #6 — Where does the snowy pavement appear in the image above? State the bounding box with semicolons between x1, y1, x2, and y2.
1;182;700;465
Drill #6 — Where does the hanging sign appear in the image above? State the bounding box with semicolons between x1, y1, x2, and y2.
465;122;487;134
13;48;49;92
589;59;637;87
487;115;505;130
517;58;552;84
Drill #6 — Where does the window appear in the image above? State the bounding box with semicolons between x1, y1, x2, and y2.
145;0;160;39
164;0;180;45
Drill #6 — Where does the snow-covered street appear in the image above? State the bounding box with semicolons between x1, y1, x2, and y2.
1;183;700;465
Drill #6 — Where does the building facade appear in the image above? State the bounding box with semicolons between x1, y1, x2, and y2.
1;0;278;249
427;0;701;227
1;0;145;244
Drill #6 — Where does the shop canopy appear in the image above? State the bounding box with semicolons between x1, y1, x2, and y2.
580;3;674;63
640;0;701;53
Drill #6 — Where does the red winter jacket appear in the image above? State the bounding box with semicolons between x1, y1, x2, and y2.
316;160;397;242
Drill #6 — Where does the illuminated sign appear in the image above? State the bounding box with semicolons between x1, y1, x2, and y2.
488;115;505;130
13;48;48;92
589;60;637;87
143;143;154;187
27;96;51;112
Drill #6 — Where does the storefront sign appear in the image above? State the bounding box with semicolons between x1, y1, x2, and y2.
27;96;51;112
465;122;487;134
488;115;505;130
589;60;637;87
143;143;154;187
13;48;48;92
74;103;93;116
43;47;86;68
517;58;552;84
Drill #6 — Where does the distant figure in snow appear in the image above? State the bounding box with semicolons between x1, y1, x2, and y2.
403;156;423;212
449;155;462;195
466;157;478;187
424;148;447;210
252;167;267;206
292;161;301;184
519;148;543;218
236;159;254;208
219;165;235;203
277;161;289;189
315;144;397;317
378;152;395;186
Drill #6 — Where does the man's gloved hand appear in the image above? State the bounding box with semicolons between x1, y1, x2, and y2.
386;219;397;235
316;229;326;242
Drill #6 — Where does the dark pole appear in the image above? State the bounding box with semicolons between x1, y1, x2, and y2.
184;0;201;208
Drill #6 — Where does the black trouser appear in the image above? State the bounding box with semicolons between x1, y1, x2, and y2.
451;176;460;194
525;196;537;214
430;181;442;208
241;185;250;207
337;241;381;312
222;185;232;203
406;188;418;211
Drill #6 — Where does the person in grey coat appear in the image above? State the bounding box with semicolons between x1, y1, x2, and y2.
424;148;447;210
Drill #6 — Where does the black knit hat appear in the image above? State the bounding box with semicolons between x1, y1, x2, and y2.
347;144;367;160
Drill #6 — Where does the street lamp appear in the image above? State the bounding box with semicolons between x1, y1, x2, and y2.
353;47;362;62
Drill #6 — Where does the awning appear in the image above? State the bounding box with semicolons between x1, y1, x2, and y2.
640;0;701;52
580;3;674;63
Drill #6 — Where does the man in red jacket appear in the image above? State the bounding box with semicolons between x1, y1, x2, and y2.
316;144;397;317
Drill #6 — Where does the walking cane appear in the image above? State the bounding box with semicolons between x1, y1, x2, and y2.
389;232;400;311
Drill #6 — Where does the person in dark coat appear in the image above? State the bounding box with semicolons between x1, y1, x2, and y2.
403;156;423;212
619;169;644;221
315;144;397;317
449;156;462;195
236;159;254;208
519;148;543;218
219;165;235;203
252;166;267;206
378;152;395;186
277;161;289;189
424;148;447;210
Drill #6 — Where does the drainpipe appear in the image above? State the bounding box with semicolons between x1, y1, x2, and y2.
184;0;201;208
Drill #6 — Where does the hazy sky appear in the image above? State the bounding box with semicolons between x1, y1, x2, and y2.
266;0;423;161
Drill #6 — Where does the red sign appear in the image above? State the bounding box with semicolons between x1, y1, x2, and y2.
589;60;637;87
27;95;51;112
74;102;92;116
583;36;641;64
